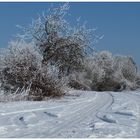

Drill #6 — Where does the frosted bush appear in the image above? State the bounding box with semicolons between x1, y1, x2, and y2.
68;72;91;90
82;51;138;91
0;40;65;101
114;56;137;82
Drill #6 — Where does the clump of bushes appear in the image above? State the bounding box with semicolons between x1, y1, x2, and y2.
83;51;138;91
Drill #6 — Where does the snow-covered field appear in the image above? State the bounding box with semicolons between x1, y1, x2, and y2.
0;90;140;138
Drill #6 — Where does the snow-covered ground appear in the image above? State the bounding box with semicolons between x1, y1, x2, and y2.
0;90;140;138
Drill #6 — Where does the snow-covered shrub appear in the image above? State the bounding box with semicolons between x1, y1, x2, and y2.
0;40;42;92
18;3;99;77
67;72;91;90
82;51;138;91
114;56;137;82
0;40;65;101
27;65;66;101
84;51;120;91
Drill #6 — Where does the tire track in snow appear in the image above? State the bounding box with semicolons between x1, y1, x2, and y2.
8;92;113;138
0;94;97;116
92;91;140;138
0;91;114;138
0;92;97;137
9;93;98;137
43;92;113;138
95;92;115;121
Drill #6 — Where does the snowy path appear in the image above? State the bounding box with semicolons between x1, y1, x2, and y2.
0;90;140;138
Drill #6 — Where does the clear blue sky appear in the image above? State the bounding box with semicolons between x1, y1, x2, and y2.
0;2;140;68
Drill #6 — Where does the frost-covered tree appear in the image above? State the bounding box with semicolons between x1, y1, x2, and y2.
17;3;99;77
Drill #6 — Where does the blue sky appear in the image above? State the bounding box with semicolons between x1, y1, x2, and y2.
0;2;140;68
